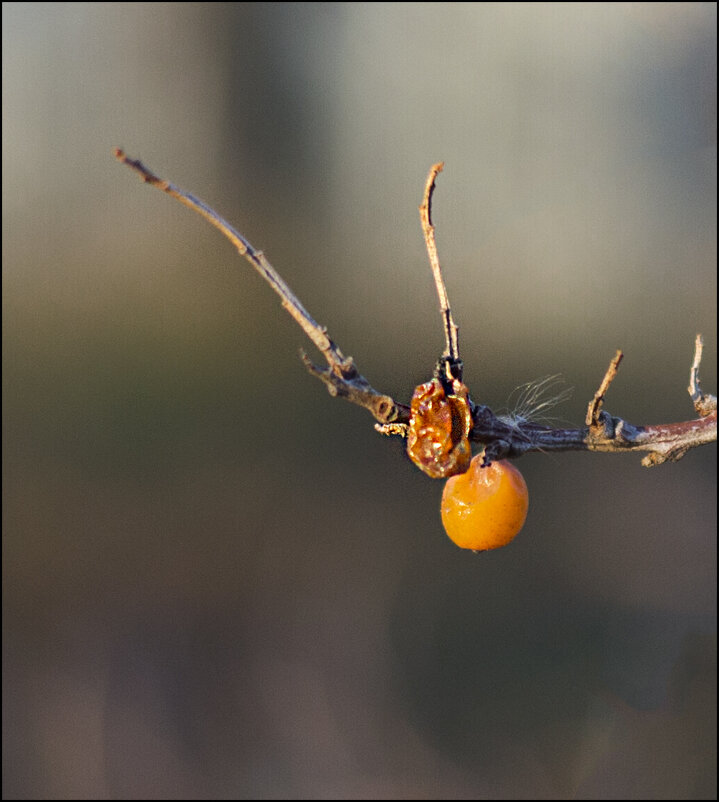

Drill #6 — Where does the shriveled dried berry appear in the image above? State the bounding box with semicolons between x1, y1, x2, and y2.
406;378;472;478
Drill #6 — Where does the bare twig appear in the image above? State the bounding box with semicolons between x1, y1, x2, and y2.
113;148;401;425
419;162;461;381
586;350;623;427
688;334;717;418
115;150;716;467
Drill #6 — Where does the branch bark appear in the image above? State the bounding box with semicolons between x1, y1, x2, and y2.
115;149;716;468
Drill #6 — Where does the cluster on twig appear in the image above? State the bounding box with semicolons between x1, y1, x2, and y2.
114;149;716;469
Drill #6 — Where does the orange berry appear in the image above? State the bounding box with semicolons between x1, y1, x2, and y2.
440;454;529;551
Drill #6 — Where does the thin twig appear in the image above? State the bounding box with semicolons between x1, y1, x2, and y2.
586;349;623;427
419;162;461;379
116;150;716;467
688;334;717;418
114;148;401;425
114;149;335;364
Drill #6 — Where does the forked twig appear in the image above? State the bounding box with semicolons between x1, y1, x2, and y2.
113;148;402;425
115;150;717;467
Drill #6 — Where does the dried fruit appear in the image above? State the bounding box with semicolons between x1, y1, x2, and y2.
406;378;472;478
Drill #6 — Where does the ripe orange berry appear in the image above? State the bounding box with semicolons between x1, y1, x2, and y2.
440;453;529;551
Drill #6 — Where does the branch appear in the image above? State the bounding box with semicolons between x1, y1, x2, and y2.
586;349;623;427
115;150;716;467
113;148;402;426
688;334;716;418
419;162;461;382
469;342;716;466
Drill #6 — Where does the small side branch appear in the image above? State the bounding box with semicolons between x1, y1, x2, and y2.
688;334;717;418
419;162;461;381
586;349;623;427
114;148;400;425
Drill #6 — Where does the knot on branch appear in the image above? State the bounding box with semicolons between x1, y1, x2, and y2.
300;350;400;424
586;410;616;443
641;446;691;467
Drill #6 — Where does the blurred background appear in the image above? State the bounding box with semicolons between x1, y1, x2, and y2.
3;3;716;798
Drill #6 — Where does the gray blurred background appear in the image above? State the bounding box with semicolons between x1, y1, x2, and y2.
3;3;716;798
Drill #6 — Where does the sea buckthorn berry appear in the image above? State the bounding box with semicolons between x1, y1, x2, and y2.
406;378;472;479
441;453;529;550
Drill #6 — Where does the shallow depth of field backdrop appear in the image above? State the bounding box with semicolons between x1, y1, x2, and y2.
3;3;716;798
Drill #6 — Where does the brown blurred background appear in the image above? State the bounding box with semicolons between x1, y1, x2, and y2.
3;3;716;798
